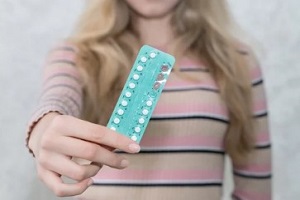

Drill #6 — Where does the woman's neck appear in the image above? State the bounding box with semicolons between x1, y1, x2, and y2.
131;13;175;50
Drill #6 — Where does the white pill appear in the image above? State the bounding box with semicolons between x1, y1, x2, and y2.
133;74;139;80
131;135;138;141
121;100;128;106
138;118;145;124
114;118;120;124
150;52;156;58
110;127;116;131
141;56;147;62
129;83;136;89
125;91;132;97
117;109;124;115
142;109;149;115
137;65;143;71
134;127;141;133
146;100;153;106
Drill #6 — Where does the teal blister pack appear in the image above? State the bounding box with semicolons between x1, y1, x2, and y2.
107;45;175;143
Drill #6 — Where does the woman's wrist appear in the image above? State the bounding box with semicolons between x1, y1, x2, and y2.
28;112;61;156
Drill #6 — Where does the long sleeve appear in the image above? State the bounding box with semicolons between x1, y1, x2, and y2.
231;56;272;200
26;42;84;150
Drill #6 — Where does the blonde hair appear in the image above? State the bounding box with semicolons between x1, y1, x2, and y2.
70;0;255;164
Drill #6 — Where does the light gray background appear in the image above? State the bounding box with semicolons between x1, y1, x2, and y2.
0;0;299;199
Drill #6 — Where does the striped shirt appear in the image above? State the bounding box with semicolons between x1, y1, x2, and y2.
27;43;272;200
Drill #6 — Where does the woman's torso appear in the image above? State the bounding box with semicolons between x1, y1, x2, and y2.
77;58;229;200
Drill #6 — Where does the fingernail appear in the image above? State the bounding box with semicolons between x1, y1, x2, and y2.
129;143;141;153
88;179;93;186
121;159;129;168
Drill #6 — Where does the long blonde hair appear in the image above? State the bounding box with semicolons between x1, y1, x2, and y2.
70;0;255;164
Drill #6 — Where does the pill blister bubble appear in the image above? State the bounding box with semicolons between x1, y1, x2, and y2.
153;82;161;90
131;135;138;141
156;73;164;81
133;74;139;80
137;65;143;71
141;56;147;63
134;127;141;133
138;118;145;124
150;52;156;58
146;100;153;106
114;118;120;124
117;109;124;115
125;91;132;97
129;83;136;89
121;100;128;106
142;109;149;115
161;64;169;72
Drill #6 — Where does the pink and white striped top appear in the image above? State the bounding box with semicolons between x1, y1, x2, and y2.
27;43;272;200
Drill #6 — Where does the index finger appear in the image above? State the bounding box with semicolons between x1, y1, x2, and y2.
52;115;140;153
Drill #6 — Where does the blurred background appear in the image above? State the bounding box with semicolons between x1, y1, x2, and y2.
0;0;299;199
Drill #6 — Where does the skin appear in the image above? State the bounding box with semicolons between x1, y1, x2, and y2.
126;0;180;47
29;0;180;197
125;0;180;19
29;113;141;197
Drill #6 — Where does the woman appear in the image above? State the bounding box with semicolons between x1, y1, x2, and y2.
27;0;272;199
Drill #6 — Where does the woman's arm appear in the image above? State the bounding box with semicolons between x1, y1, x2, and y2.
27;42;141;197
231;54;272;200
26;42;83;152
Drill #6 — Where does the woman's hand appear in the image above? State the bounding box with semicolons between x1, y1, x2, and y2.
28;113;140;197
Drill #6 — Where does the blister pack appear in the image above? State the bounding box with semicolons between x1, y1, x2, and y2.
107;45;175;143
